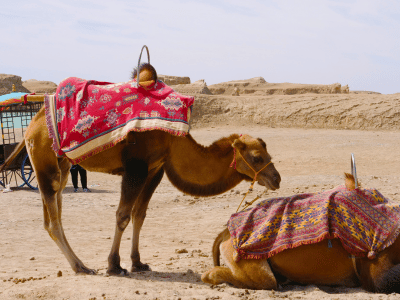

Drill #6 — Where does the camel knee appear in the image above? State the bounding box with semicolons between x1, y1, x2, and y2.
116;213;131;231
37;166;63;193
202;262;278;290
202;266;247;288
201;267;227;285
201;269;215;284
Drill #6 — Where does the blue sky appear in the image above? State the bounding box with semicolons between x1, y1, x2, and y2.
1;0;399;94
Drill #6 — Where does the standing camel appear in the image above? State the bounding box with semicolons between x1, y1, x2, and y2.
0;67;280;276
202;174;400;294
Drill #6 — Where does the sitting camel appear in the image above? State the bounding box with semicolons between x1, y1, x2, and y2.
0;65;281;276
202;174;400;294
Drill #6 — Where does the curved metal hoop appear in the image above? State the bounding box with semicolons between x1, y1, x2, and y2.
351;153;358;189
136;45;150;87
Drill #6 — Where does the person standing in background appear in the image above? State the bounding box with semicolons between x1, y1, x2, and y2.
70;164;91;192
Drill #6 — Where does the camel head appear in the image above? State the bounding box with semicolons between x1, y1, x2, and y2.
131;63;158;88
231;134;281;190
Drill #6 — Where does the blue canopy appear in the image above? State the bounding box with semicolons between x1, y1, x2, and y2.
0;92;28;103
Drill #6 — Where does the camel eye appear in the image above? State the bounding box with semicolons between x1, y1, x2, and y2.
253;156;264;164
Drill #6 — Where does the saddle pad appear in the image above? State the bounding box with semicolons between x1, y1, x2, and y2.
228;185;400;261
45;77;194;164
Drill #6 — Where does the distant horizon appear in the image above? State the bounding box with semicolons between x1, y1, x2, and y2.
1;72;396;95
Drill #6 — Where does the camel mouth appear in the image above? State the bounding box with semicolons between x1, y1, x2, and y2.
267;181;279;191
258;175;280;191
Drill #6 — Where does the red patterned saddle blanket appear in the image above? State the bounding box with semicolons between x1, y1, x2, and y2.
45;77;194;164
228;185;400;261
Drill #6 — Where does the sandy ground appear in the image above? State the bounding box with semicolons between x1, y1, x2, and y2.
2;124;400;300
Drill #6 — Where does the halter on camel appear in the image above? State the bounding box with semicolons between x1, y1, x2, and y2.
230;145;273;212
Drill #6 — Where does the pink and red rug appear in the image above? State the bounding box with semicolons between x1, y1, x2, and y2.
45;77;194;164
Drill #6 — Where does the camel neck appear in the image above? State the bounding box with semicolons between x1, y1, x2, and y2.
164;134;246;196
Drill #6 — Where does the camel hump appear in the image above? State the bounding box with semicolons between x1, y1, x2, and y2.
131;62;158;84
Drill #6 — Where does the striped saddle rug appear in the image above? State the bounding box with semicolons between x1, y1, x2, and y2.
228;185;400;261
45;77;194;164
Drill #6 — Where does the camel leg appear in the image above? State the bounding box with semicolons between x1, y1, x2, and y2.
359;252;400;293
375;264;400;293
55;157;70;222
32;148;95;274
202;238;277;290
202;266;252;288
130;168;164;272
107;158;149;275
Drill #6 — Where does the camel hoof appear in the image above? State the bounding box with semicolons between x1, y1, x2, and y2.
75;265;97;275
131;262;151;272
107;267;129;276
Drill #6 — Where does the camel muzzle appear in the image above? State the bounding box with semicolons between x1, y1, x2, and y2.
260;168;281;191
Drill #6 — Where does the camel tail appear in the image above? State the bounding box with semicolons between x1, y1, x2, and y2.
0;139;26;172
212;228;230;266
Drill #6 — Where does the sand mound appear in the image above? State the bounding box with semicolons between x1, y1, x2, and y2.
22;79;58;94
3;73;399;132
157;75;212;95
163;76;350;97
208;77;349;96
158;75;190;85
191;93;400;131
0;74;30;96
172;79;212;95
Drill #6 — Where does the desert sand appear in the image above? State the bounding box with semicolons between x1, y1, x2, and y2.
2;80;400;300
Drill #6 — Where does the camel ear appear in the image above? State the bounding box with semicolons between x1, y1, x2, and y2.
257;138;267;149
344;173;356;190
232;139;246;151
